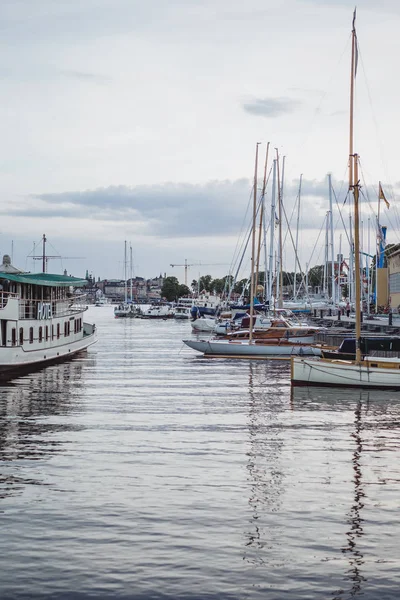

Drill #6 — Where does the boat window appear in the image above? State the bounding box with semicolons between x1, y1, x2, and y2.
29;327;34;344
52;324;54;340
11;328;16;346
57;324;60;339
39;327;43;342
68;322;70;335
19;327;24;345
45;326;49;341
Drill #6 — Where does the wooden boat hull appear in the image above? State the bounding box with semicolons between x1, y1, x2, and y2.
291;356;400;389
184;339;322;357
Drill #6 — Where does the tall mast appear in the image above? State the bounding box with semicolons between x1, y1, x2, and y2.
255;143;269;305
42;234;47;273
349;9;362;364
276;149;284;308
323;211;329;294
249;143;260;343
124;240;127;304
268;159;277;307
328;174;335;304
293;174;302;299
130;244;133;302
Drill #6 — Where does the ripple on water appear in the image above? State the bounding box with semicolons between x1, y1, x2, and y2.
0;308;399;598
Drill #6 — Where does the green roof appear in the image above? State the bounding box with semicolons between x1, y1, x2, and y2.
0;272;87;287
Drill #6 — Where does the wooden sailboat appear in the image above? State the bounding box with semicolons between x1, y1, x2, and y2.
291;10;400;389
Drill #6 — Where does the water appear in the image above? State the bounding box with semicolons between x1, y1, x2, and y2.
1;306;400;599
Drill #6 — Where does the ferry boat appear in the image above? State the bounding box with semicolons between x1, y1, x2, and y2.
0;254;97;380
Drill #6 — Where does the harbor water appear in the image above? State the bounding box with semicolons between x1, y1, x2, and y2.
1;306;400;599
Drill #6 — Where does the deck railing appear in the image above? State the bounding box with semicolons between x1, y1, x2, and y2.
18;298;87;320
0;291;18;310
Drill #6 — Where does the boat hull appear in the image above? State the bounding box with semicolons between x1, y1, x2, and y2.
184;339;321;357
291;356;400;389
0;325;97;381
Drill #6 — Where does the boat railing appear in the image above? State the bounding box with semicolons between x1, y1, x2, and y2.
0;291;18;309
18;298;88;320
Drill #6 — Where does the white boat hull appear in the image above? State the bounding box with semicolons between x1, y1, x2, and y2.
184;338;321;357
291;356;400;388
0;323;97;379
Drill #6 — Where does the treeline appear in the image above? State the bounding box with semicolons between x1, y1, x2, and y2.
161;265;351;302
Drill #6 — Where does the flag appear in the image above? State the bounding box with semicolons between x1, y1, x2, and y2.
379;182;390;209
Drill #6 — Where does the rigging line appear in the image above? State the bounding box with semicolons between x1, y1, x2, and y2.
332;185;351;246
283;33;352;185
305;213;328;274
358;45;395;198
229;186;254;271
280;194;324;299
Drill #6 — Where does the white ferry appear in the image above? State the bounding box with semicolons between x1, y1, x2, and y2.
0;254;97;380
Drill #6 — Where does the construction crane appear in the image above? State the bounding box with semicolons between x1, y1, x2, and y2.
169;258;229;286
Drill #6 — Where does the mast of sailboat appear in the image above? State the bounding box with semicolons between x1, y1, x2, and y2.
124;240;127;304
249;143;260;343
268;159;277;308
293;174;302;299
255;143;270;306
349;9;362;365
276;149;284;309
130;244;133;302
328;174;336;304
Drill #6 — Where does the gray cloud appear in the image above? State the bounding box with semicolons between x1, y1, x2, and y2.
0;176;347;239
3;180;255;238
243;97;301;118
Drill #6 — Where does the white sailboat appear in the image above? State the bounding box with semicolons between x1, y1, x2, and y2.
291;10;400;389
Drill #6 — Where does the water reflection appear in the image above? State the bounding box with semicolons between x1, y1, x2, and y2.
291;386;400;599
244;362;287;565
0;358;93;499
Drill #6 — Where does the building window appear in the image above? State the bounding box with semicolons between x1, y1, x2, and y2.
19;327;24;345
45;326;49;341
11;328;16;346
29;327;34;344
39;326;43;342
57;324;60;339
389;272;400;294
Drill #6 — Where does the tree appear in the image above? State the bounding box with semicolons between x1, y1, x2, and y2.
307;265;325;290
234;278;248;295
177;284;190;298
212;278;225;295
161;276;180;301
199;274;212;292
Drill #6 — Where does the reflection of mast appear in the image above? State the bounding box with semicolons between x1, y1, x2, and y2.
244;362;285;565
333;396;366;599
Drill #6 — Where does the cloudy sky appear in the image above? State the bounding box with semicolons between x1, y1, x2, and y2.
1;0;400;282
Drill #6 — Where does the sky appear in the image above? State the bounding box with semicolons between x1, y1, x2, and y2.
1;0;400;283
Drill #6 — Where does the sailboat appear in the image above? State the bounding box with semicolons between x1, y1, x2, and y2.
291;10;400;389
184;145;322;358
114;242;141;318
